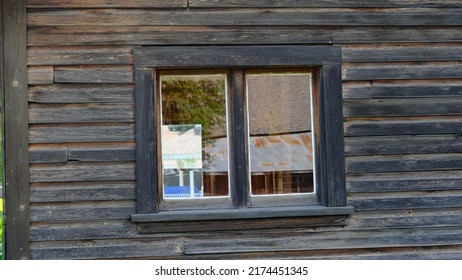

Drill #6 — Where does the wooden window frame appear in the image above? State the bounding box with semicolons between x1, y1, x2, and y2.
132;46;353;232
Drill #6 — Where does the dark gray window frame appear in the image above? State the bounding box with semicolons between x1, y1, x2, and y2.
131;45;353;232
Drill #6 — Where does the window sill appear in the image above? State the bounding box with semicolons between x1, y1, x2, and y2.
131;205;354;233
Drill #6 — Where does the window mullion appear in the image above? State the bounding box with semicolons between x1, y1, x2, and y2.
231;69;248;208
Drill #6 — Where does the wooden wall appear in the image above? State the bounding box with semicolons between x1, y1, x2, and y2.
25;0;462;259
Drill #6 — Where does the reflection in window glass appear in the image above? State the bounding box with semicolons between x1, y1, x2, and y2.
246;73;315;195
160;74;229;199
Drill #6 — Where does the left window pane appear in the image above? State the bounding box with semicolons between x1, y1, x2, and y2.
160;74;229;199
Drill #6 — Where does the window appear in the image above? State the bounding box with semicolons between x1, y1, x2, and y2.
132;46;353;231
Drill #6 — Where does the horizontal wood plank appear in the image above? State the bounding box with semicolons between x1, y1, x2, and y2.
30;221;139;242
29;144;68;163
54;66;133;84
192;245;462;260
311;247;462;260
188;0;462;8
347;170;462;193
345;116;462;136
372;80;462;98
68;142;135;162
27;0;186;8
134;45;341;68
349;192;462;211
343;82;372;99
30;182;135;202
342;44;462;62
346;153;462;173
30;201;135;221
345;135;462;156
30;239;183;260
30;162;135;182
28;46;133;65
28;66;53;85
27;26;462;46
29;84;134;104
29;103;134;123
29;220;333;242
348;209;462;230
344;98;462;117
29;123;135;143
27;8;462;27
184;227;462;254
343;62;462;81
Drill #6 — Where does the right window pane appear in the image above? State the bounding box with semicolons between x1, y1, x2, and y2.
246;72;315;195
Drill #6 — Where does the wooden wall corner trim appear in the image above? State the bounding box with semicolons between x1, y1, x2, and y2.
2;0;30;260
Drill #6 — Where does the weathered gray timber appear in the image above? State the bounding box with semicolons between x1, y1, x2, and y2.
27;8;462;27
54;66;133;84
344;98;462;117
371;81;462;98
345;117;462;136
345;135;462;156
28;46;133;65
29;84;134;104
3;0;462;260
136;215;349;233
29;123;135;143
342;44;462;62
134;68;157;214
134;45;341;68
28;66;53;84
30;182;135;203
184;227;462;255
30;201;135;222
320;64;346;207
3;0;30;260
349;192;462;211
29;143;135;163
26;0;187;8
27;26;462;46
231;69;247;209
188;0;462;8
29;162;135;183
343;62;462;81
29;103;134;123
347;171;462;193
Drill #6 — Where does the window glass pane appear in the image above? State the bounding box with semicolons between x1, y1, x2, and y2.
160;74;229;199
246;73;315;195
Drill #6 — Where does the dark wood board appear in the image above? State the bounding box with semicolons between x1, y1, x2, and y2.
27;8;462;27
3;0;30;260
28;26;462;46
188;0;462;8
27;0;186;8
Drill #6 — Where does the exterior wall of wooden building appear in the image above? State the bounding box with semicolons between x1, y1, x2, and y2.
2;0;462;259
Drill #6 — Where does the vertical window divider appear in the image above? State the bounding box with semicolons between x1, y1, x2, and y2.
231;69;248;209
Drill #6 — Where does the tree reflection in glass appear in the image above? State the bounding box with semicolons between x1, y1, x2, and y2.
160;74;229;199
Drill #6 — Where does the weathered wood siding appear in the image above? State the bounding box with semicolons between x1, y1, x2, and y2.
26;1;462;259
